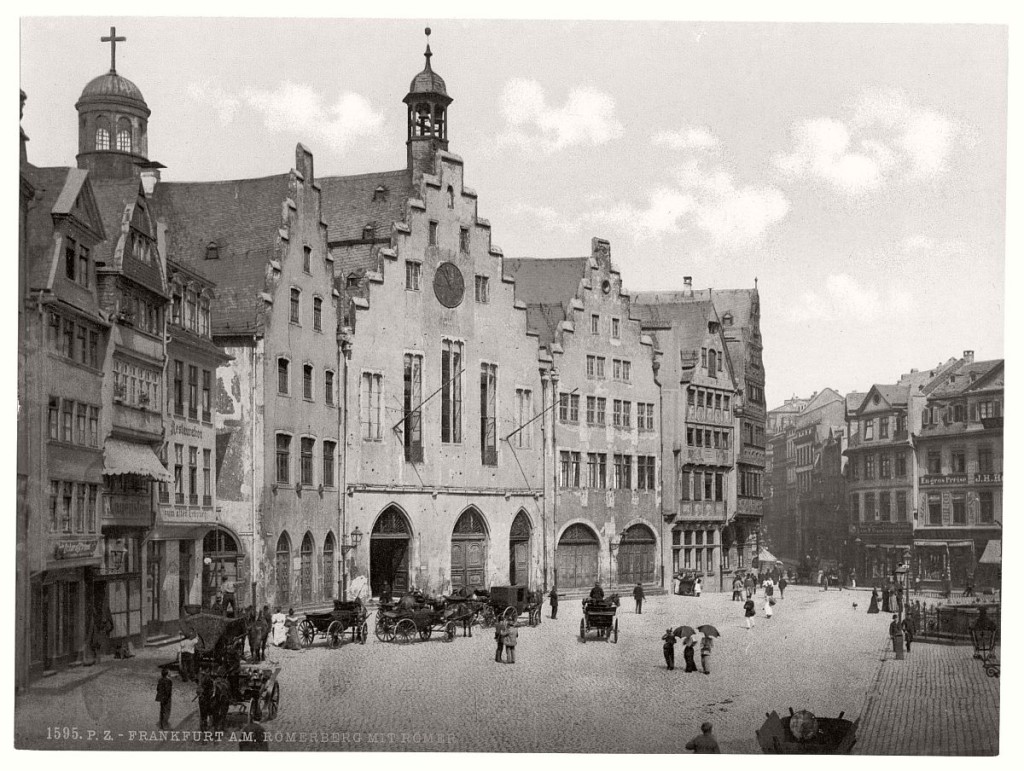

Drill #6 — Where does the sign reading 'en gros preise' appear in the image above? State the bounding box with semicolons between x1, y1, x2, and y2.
919;474;968;487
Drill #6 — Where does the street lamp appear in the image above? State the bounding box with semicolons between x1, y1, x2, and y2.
893;551;910;620
970;606;999;674
339;527;364;600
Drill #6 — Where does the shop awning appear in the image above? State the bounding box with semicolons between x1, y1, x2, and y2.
947;540;975;549
915;540;949;548
756;548;781;564
979;540;1002;565
146;525;210;542
103;439;172;482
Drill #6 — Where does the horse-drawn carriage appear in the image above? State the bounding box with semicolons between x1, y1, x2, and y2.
474;586;544;627
579;596;619;643
180;613;282;728
298;599;369;648
374;593;460;643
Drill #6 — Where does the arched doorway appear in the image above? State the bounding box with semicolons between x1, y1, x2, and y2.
300;532;314;605
451;508;488;592
618;524;657;585
509;510;532;586
556;523;600;589
202;527;239;610
323;532;335;601
370;507;411;597
275;532;291;607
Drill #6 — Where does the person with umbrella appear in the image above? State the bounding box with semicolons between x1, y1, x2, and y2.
778;575;788;599
661;628;677;671
698;625;718;674
683;636;698;672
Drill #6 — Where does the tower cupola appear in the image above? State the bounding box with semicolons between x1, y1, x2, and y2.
75;26;152;179
403;28;452;180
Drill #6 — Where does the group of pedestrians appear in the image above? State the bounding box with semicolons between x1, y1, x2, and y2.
493;617;519;663
739;576;779;628
661;630;714;673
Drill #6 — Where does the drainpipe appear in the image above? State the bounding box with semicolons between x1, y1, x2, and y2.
653;357;665;591
250;334;258;607
549;367;559;591
339;334;352;600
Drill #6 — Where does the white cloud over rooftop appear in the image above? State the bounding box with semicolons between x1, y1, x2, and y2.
498;78;624;153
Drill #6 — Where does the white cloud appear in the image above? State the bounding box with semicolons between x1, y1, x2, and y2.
507;203;580;235
774;88;977;195
499;78;623;153
188;81;384;154
590;159;788;249
652;127;719;151
788;273;913;323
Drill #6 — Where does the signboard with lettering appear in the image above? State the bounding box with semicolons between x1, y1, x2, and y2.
169;420;206;440
919;474;968;487
54;539;99;560
852;522;914;538
158;505;218;526
974;472;1002;484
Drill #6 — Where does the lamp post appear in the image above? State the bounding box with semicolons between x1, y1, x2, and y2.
339;526;363;600
608;529;626;587
893;550;911;621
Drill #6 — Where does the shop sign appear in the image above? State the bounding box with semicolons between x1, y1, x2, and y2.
54;539;99;560
974;472;1002;484
169;420;205;440
920;474;968;487
158;505;217;525
852;521;915;538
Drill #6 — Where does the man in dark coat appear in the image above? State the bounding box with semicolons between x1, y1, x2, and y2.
494;617;507;663
901;614;917;653
685;722;721;753
633;583;645;614
589;582;605;600
156;667;173;729
549;586;559;619
661;629;676;671
778;576;788;599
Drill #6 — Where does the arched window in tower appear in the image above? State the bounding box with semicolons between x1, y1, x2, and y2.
435;105;446;140
415;103;433;137
116;118;132;153
95;117;111;151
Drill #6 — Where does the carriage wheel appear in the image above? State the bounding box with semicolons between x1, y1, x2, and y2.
444;621;456;642
299;620;316;647
261;682;280;721
419;625;433;641
250;696;262;722
612;619;619;644
360;622;368;644
579;618;586;642
395;618;417;644
327;621;343;649
502;606;518;624
375;618;395;643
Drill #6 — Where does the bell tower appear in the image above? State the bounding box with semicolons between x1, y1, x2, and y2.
403;28;453;183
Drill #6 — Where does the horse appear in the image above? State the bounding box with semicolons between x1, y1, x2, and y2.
197;672;232;733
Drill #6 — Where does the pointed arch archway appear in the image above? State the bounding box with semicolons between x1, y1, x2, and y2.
509;510;533;586
370;506;412;597
451;507;488;592
556;522;600;589
617;523;657;585
275;532;291;607
323;532;336;602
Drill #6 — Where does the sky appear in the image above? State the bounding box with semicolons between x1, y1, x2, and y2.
17;15;1008;409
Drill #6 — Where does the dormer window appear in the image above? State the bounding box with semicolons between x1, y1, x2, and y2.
372;185;388;202
362;225;374;240
205;242;219;260
722;313;734;326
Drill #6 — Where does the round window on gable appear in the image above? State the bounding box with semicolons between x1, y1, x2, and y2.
601;279;611;294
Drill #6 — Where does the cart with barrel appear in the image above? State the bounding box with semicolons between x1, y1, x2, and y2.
756;708;858;754
298;598;369;648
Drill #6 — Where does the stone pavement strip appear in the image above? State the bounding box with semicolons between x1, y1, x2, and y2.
13;586;1001;754
855;640;1000;756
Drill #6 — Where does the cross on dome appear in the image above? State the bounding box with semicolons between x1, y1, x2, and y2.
101;26;126;74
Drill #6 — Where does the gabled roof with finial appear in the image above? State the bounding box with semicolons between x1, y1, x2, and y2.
406;27;449;98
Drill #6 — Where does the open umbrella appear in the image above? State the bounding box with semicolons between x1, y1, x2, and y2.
673;625;696;639
697;624;720;638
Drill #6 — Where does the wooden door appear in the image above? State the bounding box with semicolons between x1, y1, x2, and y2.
556;543;599;588
451;539;486;591
510;540;529;586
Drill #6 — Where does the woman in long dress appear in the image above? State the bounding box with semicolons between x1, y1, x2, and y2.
867;588;880;614
283;609;302;650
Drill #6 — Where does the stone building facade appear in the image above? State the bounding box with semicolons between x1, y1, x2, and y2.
505;239;663;591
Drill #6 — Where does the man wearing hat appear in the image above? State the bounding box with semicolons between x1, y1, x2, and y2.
661;629;677;671
589;582;605;601
155;667;173;730
633;582;645;614
685;722;721;753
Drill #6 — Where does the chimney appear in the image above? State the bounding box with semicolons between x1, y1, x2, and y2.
963;350;974;363
137;161;166;198
684;276;692;296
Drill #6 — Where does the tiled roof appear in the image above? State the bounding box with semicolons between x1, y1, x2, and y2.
503;257;588;308
632;298;716;345
711;288;756;328
522;303;566;348
845;391;867;412
24;165;72;290
928;359;1004;398
320;169;413;244
152;175;291;334
92;177;165;296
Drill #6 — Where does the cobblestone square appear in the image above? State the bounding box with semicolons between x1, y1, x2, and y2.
16;586;998;754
